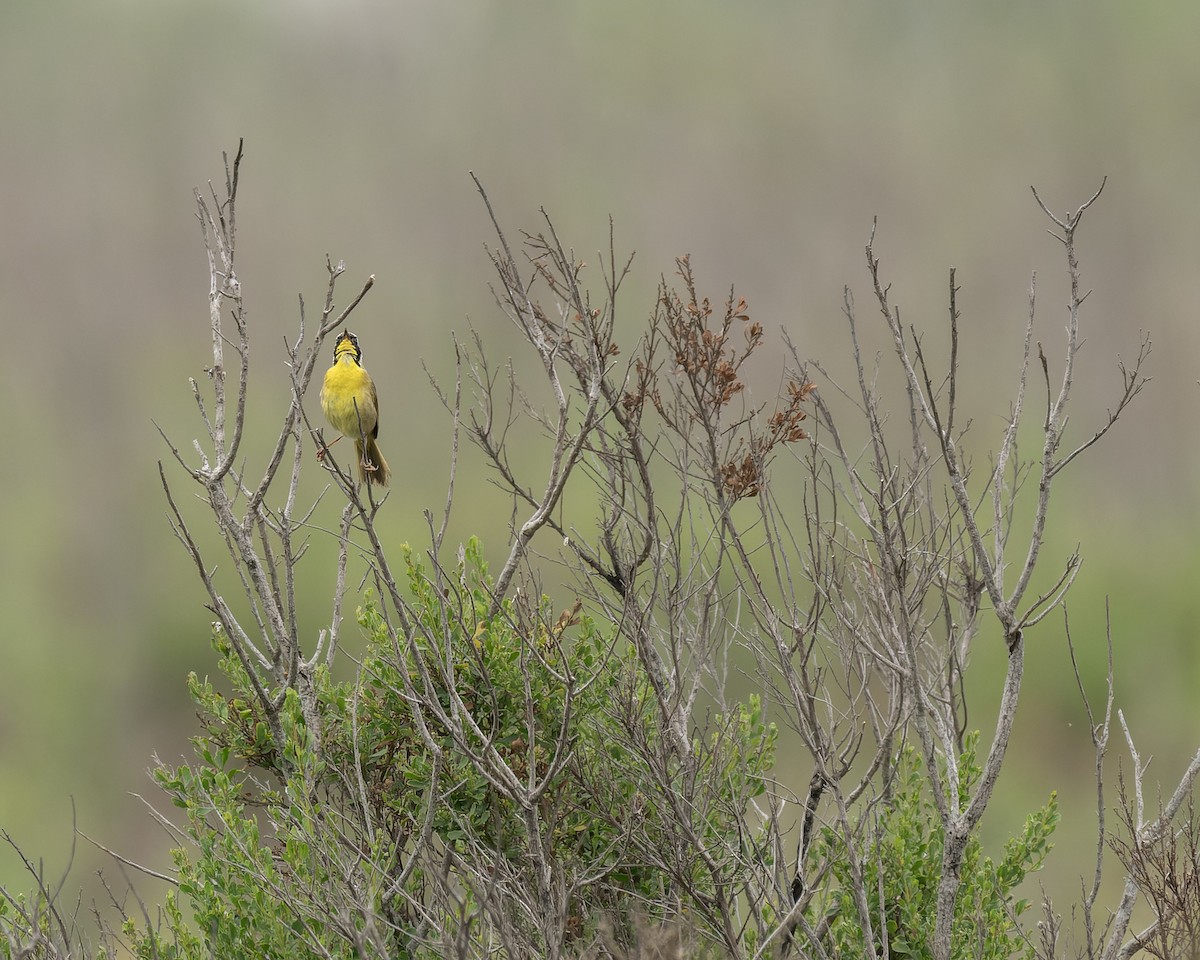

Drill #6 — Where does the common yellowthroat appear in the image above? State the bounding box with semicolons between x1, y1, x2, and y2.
319;330;391;486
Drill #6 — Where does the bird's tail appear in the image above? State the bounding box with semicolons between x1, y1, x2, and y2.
356;437;391;487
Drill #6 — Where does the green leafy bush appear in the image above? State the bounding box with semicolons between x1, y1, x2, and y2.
129;539;777;958
815;734;1058;960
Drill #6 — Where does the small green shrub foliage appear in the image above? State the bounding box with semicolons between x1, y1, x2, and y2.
815;734;1058;959
132;539;777;958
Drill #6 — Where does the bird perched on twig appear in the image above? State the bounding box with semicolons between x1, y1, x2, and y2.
319;330;391;486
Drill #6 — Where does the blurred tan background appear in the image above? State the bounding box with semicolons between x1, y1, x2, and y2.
2;0;1199;931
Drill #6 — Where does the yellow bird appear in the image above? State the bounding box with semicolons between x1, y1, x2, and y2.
319;330;391;486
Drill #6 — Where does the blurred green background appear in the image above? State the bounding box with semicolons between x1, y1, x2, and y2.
2;0;1199;936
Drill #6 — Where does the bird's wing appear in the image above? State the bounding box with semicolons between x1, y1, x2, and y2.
369;377;381;439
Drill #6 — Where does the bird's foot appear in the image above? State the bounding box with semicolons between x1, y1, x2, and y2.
317;436;342;462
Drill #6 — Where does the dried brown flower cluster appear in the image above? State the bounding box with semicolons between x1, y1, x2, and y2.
626;256;815;500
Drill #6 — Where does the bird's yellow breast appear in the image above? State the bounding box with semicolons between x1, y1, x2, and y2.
320;357;378;437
